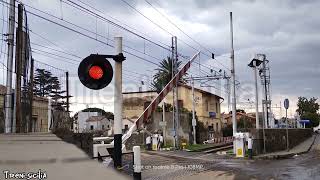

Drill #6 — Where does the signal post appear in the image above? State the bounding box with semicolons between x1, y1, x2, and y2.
78;37;125;169
114;36;123;169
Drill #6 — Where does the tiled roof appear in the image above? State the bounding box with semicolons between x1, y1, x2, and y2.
86;116;107;122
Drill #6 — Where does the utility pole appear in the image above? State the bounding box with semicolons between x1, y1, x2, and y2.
226;78;231;112
66;71;69;113
171;36;178;149
261;56;268;128
162;100;166;146
230;12;237;136
15;4;23;133
66;71;70;129
113;36;123;169
28;58;34;132
191;77;196;144
173;36;179;149
5;0;16;133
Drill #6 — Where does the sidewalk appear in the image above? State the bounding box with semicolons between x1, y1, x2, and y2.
0;133;128;180
254;134;317;160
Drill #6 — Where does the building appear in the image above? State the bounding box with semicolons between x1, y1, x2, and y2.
223;112;256;129
163;84;223;135
123;91;157;120
223;112;256;125
0;85;50;133
122;117;135;133
74;111;99;133
85;116;112;133
122;84;223;136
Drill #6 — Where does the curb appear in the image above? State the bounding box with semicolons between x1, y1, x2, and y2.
253;135;317;160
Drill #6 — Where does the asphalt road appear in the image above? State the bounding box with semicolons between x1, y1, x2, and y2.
135;134;320;180
232;134;320;180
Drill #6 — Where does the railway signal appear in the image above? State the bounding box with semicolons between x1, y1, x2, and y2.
78;53;125;90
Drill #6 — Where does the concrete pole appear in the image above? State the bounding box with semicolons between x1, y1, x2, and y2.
133;146;141;180
173;36;179;149
5;0;15;133
171;37;176;149
191;77;196;144
28;57;34;132
230;12;237;136
15;4;23;133
262;59;268;128
48;98;52;132
162;101;166;146
253;61;259;129
114;36;123;169
227;78;231;112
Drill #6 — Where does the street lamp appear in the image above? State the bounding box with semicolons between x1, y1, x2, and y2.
248;58;263;129
248;58;265;153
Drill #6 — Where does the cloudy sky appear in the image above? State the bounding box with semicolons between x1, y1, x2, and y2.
0;0;319;118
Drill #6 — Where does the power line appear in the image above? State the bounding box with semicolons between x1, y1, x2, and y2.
19;1;224;74
144;0;214;56
62;0;171;51
2;0;234;95
75;0;170;49
118;0;230;71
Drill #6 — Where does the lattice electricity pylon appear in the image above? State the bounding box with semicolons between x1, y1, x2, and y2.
256;54;273;128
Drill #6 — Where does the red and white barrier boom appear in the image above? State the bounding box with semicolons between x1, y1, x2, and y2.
121;51;200;144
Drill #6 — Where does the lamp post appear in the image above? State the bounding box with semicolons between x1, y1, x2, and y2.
248;58;263;129
248;58;265;153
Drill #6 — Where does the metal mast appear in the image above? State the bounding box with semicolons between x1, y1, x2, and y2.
258;54;272;128
230;12;237;136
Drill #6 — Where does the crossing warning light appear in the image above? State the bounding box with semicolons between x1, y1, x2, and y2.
78;55;113;90
78;53;125;90
89;66;104;80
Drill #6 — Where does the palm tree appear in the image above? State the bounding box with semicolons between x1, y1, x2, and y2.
151;57;184;92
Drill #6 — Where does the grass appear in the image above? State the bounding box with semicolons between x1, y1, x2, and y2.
226;149;234;155
185;144;215;151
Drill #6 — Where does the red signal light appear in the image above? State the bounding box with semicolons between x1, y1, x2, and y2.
89;66;104;80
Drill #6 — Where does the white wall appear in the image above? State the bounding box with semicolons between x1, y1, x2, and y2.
76;112;98;132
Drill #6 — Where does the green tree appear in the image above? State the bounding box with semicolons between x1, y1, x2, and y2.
296;97;319;115
49;76;66;101
151;57;184;92
296;97;320;127
238;116;253;130
34;69;53;97
34;68;68;110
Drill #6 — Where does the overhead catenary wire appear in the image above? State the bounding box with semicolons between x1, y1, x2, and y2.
144;0;214;56
1;0;237;97
17;0;225;76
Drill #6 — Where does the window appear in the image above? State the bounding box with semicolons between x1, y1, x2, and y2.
205;100;209;111
90;125;94;130
178;100;183;108
102;125;105;130
216;123;219;131
107;125;110;129
124;125;129;131
216;102;219;112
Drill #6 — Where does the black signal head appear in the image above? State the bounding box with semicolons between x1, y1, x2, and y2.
78;54;113;90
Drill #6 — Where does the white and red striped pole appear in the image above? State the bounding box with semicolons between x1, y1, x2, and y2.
121;52;200;144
